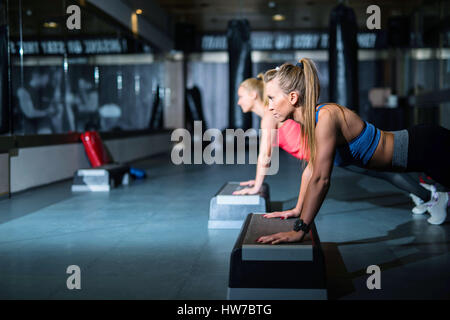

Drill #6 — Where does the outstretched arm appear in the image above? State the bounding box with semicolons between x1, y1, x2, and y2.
234;116;277;195
294;161;313;214
263;161;312;219
258;110;337;244
299;113;336;226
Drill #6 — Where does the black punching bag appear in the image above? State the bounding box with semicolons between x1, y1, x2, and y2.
328;3;359;112
227;19;252;129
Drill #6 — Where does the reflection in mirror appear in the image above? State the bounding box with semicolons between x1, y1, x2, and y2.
8;0;162;135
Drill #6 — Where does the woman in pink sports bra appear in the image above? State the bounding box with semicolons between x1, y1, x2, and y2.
277;118;310;161
235;74;309;197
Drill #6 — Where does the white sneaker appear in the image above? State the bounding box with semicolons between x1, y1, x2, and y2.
411;183;437;215
427;192;449;225
410;193;426;214
420;183;437;193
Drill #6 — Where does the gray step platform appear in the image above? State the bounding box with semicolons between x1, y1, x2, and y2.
208;182;270;229
228;214;327;300
71;163;130;192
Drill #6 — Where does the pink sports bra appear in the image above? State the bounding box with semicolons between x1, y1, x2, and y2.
277;119;310;161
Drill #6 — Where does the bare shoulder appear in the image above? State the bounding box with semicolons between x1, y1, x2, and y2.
315;105;339;142
318;103;359;126
317;103;342;117
316;104;339;126
317;103;364;143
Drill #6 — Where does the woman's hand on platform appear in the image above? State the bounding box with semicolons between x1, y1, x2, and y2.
233;186;260;195
263;209;300;220
239;180;255;187
257;231;305;245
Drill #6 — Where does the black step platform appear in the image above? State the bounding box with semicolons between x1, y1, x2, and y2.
228;214;327;300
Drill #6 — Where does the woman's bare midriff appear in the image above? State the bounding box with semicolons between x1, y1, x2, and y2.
315;104;396;170
367;130;395;170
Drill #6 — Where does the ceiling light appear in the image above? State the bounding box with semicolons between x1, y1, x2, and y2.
136;9;143;15
272;14;285;21
43;22;58;28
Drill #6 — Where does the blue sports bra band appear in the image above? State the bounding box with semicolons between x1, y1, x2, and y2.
315;104;327;123
315;104;381;167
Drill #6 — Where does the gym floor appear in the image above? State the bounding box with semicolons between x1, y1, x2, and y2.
0;151;449;300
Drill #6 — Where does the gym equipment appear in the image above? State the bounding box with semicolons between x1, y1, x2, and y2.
227;19;252;130
149;84;164;130
329;3;359;113
129;167;146;180
228;214;327;300
72;131;144;192
208;182;270;229
81;131;112;168
186;86;207;127
71;163;130;192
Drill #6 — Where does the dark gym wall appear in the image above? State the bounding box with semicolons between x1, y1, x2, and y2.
8;0;167;136
0;0;8;134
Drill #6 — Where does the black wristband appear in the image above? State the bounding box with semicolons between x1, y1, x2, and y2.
293;219;311;233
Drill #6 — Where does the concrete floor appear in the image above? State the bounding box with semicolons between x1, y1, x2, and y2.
0;151;449;300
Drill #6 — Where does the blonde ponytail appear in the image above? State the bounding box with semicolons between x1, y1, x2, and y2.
300;58;320;166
